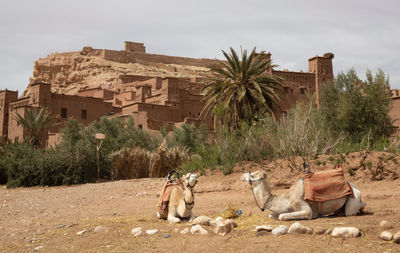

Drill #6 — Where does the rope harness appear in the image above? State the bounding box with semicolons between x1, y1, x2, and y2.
248;172;275;212
184;174;197;210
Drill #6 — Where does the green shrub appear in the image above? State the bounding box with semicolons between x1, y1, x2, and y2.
170;123;208;152
4;143;42;188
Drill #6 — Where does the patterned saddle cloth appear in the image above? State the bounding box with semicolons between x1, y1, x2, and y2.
157;179;184;218
303;169;353;202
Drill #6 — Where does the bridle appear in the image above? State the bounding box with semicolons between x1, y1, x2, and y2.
184;173;197;210
248;172;274;212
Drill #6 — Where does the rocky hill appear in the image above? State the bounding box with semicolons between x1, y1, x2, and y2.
25;44;215;97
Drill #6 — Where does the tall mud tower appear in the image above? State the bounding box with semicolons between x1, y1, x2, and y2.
308;53;334;106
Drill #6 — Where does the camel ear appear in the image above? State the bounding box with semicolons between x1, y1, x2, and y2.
258;171;266;179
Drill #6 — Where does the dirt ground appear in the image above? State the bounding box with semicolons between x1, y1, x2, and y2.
1;157;400;252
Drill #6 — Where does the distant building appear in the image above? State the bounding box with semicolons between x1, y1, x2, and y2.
0;42;337;146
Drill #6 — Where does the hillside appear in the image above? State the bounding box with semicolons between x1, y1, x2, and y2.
25;45;214;97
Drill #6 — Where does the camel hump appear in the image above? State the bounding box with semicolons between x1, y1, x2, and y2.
303;169;353;201
157;180;184;215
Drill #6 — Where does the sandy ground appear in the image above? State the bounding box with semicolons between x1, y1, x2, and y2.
1;168;400;253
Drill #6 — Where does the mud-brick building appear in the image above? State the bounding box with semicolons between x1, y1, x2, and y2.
4;82;120;145
0;41;338;146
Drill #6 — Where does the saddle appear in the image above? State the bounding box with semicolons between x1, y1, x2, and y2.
303;167;353;202
157;170;184;218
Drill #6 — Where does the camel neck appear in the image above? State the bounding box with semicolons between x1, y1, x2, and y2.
184;186;194;210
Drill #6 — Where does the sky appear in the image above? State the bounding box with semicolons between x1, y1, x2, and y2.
1;0;399;94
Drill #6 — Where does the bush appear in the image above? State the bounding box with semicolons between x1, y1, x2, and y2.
170;123;208;152
320;69;393;143
3;143;42;188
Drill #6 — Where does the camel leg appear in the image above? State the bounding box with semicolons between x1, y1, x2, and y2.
278;206;312;221
345;183;366;216
167;207;181;223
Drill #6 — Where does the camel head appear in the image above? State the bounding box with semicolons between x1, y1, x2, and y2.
182;173;198;189
240;171;267;183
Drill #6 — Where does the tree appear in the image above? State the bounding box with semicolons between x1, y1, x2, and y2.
201;47;282;129
320;68;393;142
14;107;56;148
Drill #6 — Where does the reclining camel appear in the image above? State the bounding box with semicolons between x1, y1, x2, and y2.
157;173;198;223
240;170;366;220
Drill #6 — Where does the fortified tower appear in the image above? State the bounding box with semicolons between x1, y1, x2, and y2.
0;90;18;137
308;53;334;106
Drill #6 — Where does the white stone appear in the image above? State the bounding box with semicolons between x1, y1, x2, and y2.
76;230;86;235
192;216;213;226
180;228;189;234
379;220;393;230
146;229;159;235
210;218;233;236
135;192;149;197
131;227;143;237
393;231;400;243
190;225;208;235
380;231;393;241
254;225;273;232
288;222;313;234
94;226;108;233
272;225;288;236
34;246;44;251
331;227;360;238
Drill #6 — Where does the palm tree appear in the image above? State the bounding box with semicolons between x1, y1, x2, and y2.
14;107;55;148
201;47;282;129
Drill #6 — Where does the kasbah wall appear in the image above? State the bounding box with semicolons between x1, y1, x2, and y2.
1;41;399;147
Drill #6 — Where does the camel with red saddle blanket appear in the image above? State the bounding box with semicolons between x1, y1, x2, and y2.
240;165;366;220
157;171;198;223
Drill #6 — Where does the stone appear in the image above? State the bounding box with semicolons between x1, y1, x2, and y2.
254;225;273;232
180;228;189;234
131;227;143;237
135;192;149;197
210;217;233;236
331;227;360;238
146;229;159;235
314;226;326;235
190;225;208;235
256;230;270;237
393;231;400;243
272;225;288;236
380;231;393;241
379;220;393;230
163;233;171;239
288;222;313;234
94;226;108;233
192;216;213;226
325;228;332;235
76;230;86;235
34;246;44;251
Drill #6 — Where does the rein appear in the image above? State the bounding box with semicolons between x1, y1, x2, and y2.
248;172;274;212
184;173;196;210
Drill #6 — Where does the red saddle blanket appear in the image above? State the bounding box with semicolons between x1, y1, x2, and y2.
303;169;353;202
157;180;184;215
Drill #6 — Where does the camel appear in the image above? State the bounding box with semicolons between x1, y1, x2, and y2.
240;170;366;220
157;172;198;223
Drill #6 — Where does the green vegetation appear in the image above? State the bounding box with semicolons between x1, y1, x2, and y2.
320;68;393;142
202;47;282;128
13;107;56;148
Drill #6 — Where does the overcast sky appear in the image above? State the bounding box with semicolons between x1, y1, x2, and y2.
1;0;399;94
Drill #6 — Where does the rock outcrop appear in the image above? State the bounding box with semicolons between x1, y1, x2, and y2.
25;44;214;97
